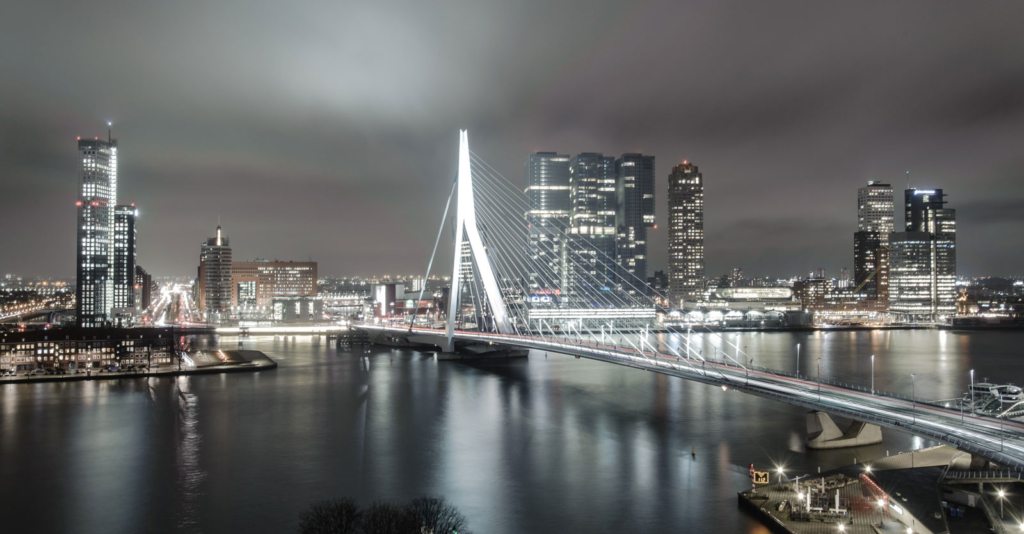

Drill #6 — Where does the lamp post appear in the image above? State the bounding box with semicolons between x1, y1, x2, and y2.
871;354;875;395
998;488;1006;520
970;369;975;415
911;373;917;424
796;342;801;376
817;357;823;402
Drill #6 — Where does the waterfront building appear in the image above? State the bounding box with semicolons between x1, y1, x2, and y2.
271;297;324;323
853;231;886;300
853;181;894;302
134;265;155;311
615;153;655;292
793;277;832;311
889;188;957;321
197;225;233;321
111;205;137;322
231;260;318;308
525;152;571;297
75;135;118;328
667;161;704;308
566;153;618;304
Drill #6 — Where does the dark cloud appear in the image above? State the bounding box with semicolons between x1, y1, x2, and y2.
2;0;1024;278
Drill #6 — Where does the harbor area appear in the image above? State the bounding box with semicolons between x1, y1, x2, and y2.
740;447;1023;533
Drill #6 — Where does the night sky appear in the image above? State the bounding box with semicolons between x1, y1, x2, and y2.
2;0;1023;279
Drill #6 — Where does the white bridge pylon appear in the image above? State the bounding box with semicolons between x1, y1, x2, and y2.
445;130;512;351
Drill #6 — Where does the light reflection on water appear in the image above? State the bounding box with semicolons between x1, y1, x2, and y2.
0;330;1021;533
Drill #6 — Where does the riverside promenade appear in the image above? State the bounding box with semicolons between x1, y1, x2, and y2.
0;349;276;384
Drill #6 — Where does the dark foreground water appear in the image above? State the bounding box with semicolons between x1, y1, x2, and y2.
2;330;1023;533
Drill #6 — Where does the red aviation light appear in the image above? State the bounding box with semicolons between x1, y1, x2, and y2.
75;200;83;207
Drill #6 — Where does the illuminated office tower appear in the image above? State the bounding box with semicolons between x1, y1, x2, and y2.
230;260;318;307
615;153;655;292
853;181;894;301
667;161;704;307
889;188;957;321
566;153;618;304
111;204;138;322
75;135;118;327
525;152;571;297
197;225;233;321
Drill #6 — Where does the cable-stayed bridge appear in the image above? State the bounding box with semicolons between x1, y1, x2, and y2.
355;131;1024;469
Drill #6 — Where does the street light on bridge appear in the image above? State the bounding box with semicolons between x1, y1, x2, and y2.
970;368;975;415
911;373;917;424
870;354;875;395
817;357;823;402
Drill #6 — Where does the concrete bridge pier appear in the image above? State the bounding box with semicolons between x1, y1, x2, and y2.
806;411;883;449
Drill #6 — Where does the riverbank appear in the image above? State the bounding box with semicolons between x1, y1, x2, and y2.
0;349;276;384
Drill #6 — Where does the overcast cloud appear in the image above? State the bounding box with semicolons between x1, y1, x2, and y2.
2;0;1023;278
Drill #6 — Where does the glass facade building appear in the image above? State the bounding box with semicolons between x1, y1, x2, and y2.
615;154;655;293
75;137;118;327
111;204;137;321
853;181;894;301
525;152;571;297
197;226;233;322
566;153;618;305
889;188;957;321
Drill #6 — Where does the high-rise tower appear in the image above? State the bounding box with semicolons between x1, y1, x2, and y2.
525;152;571;297
667;161;704;307
566;153;618;304
75;135;118;327
615;154;655;292
889;188;957;321
111;204;137;322
853;181;894;302
198;225;233;322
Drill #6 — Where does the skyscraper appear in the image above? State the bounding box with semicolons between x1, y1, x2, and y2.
75;135;118;327
197;225;233;321
111;204;138;321
566;153;617;304
134;264;155;311
525;152;571;297
858;181;895;235
889;188;957;321
667;161;704;307
853;181;893;301
615;154;655;292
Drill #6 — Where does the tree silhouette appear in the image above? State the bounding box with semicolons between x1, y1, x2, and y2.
361;501;415;534
298;498;361;534
406;497;469;534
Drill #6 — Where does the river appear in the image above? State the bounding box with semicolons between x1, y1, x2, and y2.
2;329;1022;533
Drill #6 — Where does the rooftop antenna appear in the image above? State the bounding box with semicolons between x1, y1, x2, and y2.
106;121;113;143
905;170;911;190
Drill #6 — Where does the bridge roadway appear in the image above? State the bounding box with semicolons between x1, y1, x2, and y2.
356;324;1024;469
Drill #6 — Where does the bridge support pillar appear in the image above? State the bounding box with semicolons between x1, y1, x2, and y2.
806;411;883;449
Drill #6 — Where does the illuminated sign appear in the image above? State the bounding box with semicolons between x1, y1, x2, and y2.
753;471;770;485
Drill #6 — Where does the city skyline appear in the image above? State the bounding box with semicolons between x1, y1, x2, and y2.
3;1;1024;279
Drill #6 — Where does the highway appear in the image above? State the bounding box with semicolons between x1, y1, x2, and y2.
357;324;1024;469
143;283;204;327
